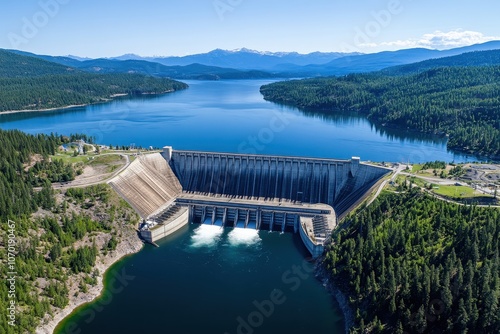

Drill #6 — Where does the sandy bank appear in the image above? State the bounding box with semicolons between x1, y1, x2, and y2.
0;89;177;116
0;105;87;115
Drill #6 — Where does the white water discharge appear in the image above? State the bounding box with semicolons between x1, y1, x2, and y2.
190;224;224;248
227;228;261;247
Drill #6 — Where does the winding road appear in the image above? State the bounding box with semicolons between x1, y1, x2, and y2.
50;153;131;190
367;163;407;206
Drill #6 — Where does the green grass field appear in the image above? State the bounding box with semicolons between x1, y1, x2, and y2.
52;151;125;166
89;154;123;165
394;174;485;199
52;153;89;164
412;164;423;173
432;185;478;198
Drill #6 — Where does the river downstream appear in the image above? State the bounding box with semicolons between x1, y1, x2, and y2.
55;224;344;333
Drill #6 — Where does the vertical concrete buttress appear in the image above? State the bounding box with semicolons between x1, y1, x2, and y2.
169;150;388;217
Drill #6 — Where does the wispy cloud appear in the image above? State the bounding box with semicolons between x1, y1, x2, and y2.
361;30;500;50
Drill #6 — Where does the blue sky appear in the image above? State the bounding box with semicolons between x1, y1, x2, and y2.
0;0;499;57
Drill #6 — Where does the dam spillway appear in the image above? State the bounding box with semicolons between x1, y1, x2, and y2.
109;147;390;257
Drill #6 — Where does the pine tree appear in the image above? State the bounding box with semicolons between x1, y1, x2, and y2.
457;298;469;332
412;305;427;333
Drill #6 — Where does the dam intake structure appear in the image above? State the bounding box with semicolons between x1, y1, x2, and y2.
109;147;389;257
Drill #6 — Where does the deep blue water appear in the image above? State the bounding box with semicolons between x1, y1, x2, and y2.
0;79;475;163
55;225;344;334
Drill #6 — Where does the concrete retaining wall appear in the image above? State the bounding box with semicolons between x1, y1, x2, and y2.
299;219;324;258
140;207;189;243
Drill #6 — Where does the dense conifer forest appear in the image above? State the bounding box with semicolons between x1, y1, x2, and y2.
325;189;500;333
260;66;500;158
382;50;500;76
0;130;138;333
0;50;188;112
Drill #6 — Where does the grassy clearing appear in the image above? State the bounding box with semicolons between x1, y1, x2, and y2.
52;152;89;164
413;169;438;177
412;164;423;173
52;151;124;165
398;174;482;199
89;154;123;165
412;163;454;177
410;176;427;188
432;185;479;199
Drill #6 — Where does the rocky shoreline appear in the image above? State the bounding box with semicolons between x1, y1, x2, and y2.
35;230;143;334
315;258;355;334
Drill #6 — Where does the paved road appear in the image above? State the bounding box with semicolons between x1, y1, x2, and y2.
367;164;406;206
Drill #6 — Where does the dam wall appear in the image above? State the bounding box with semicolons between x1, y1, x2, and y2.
108;153;182;218
169;150;388;217
108;148;389;257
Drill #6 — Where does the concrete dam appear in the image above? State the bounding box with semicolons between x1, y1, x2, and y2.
109;147;389;257
168;149;388;218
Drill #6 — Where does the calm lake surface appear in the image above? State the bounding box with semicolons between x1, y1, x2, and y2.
0;79;474;163
0;79;477;333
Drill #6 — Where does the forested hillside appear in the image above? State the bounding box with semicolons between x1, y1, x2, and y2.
0;50;188;112
0;73;187;112
0;129;139;333
383;49;500;76
260;66;500;158
0;49;76;78
0;130;58;218
5;49;278;80
325;189;500;333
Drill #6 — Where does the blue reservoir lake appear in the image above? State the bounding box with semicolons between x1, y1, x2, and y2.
0;79;477;333
0;79;474;163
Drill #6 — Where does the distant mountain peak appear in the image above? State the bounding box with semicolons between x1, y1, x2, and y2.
65;55;91;61
109;53;148;61
119;53;141;57
228;47;256;53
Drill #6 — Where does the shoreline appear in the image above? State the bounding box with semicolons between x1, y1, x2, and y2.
315;258;355;334
262;99;496;162
0;89;178;116
35;231;144;334
0;104;88;115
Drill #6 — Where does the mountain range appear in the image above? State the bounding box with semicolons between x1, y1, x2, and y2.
4;41;500;80
111;48;359;70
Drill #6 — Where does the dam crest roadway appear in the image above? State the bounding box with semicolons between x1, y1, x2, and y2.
108;146;390;258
